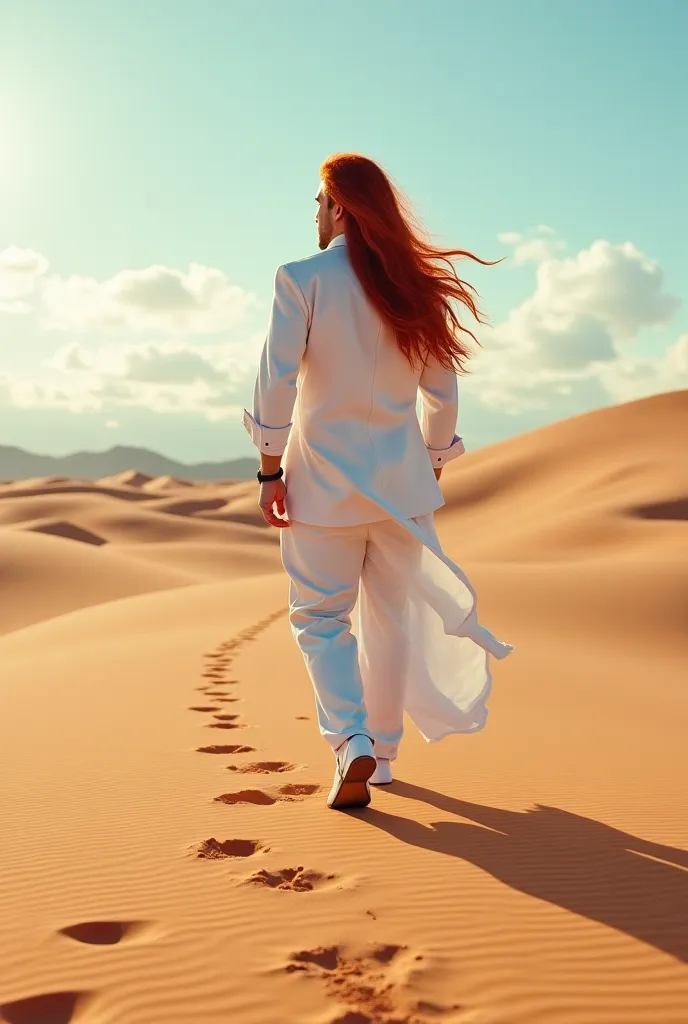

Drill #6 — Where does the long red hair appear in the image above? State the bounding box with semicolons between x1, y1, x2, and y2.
320;153;499;373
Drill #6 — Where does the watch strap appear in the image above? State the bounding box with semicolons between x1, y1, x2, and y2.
257;466;284;483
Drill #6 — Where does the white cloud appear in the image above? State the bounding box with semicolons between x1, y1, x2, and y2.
51;343;91;371
0;246;49;312
599;333;688;404
49;339;252;383
0;299;32;315
532;240;680;338
123;346;229;385
0;246;256;333
497;231;522;246
17;338;257;421
498;225;565;265
468;234;683;413
6;376;101;413
0;245;263;422
40;262;256;334
0;246;49;294
2;367;246;420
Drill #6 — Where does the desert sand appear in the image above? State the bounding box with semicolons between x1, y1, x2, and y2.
0;390;686;1024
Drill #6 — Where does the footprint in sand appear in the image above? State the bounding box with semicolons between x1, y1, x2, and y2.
285;944;462;1023
196;744;256;755
0;991;91;1024
226;761;299;774
58;920;147;946
245;866;338;892
194;837;267;859
279;783;320;797
214;784;320;806
215;789;277;806
188;705;218;712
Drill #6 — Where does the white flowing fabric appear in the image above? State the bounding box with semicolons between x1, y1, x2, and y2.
344;481;513;744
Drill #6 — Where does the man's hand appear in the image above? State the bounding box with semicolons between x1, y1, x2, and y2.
434;467;443;481
259;477;290;528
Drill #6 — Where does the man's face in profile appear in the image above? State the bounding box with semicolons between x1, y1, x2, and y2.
315;183;335;250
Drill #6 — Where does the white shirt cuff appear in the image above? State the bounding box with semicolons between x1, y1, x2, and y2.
426;434;465;467
242;409;292;454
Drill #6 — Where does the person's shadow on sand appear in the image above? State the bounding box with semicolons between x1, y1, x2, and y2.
360;782;688;963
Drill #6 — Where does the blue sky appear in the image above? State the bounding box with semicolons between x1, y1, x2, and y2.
1;0;686;463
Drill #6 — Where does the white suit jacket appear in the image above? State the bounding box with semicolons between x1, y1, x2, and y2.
242;234;465;527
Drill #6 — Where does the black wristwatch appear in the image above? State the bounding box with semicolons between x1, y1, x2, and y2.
257;466;284;483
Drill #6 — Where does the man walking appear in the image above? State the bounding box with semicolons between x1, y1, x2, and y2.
242;153;513;811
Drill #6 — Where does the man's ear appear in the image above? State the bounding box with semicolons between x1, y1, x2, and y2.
334;202;346;223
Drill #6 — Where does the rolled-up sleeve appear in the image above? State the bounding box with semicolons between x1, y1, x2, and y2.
242;264;309;456
418;353;465;466
426;433;465;467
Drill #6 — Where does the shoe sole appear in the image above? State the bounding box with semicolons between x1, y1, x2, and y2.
327;754;377;810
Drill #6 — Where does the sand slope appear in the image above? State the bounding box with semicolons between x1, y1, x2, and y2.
0;392;686;1024
438;389;687;563
0;478;279;633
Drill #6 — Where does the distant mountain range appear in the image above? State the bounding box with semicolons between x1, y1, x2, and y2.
0;445;259;482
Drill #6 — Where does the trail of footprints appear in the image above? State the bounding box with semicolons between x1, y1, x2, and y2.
191;608;336;891
4;612;455;1023
191;612;461;1023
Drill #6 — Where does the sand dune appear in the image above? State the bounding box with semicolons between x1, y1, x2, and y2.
0;477;279;633
98;469;157;489
438;389;688;563
0;391;686;1023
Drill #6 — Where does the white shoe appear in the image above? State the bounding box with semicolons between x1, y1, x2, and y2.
369;758;393;785
327;734;377;810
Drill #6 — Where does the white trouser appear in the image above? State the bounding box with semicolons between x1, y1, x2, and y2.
280;514;431;760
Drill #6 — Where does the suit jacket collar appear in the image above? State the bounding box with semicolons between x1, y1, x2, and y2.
326;234;347;249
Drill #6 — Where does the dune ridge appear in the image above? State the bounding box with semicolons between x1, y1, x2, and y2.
0;391;686;1023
